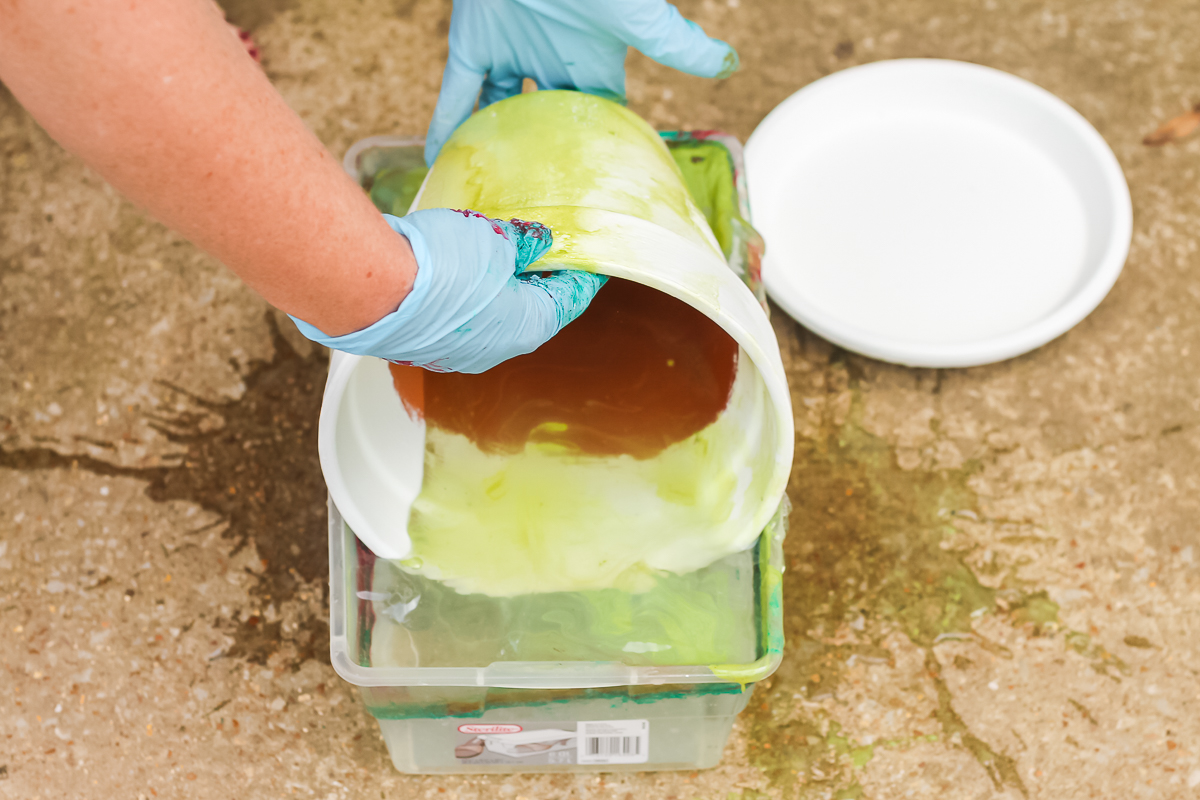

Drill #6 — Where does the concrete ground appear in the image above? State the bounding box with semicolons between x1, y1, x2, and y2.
3;0;1200;797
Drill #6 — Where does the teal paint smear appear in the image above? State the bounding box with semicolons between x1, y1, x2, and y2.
499;212;611;329
518;269;610;331
364;682;747;722
493;217;554;269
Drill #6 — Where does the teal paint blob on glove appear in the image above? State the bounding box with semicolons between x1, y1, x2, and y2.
290;209;608;374
425;0;739;165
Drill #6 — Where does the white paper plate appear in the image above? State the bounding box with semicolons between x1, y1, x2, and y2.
746;59;1132;368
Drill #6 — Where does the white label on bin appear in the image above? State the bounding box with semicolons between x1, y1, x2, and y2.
454;723;579;765
452;719;650;766
576;719;649;765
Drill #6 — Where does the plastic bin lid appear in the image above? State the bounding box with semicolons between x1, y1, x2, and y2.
745;59;1132;368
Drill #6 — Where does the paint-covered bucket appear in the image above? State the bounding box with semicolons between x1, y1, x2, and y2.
320;92;793;597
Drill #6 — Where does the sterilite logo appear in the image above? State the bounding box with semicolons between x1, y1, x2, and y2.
458;724;523;734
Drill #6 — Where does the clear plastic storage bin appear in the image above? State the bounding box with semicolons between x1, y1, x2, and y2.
328;499;785;773
329;132;785;774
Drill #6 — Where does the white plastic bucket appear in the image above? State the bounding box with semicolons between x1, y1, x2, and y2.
319;92;794;589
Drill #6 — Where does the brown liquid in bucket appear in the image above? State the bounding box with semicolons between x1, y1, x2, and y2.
388;278;739;459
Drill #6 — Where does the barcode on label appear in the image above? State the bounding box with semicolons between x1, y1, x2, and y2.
577;720;649;765
585;736;641;757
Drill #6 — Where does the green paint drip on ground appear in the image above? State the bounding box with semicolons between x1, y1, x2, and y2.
924;649;1027;797
1008;590;1059;632
1065;630;1131;678
742;355;1033;798
1068;698;1099;726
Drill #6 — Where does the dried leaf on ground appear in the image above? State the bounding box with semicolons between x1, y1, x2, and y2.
1143;103;1200;146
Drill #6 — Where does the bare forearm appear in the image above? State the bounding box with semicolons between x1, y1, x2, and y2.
0;0;415;335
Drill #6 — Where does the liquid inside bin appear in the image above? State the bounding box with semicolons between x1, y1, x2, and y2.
360;522;759;670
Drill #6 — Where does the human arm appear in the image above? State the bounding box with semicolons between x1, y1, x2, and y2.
0;0;605;372
0;0;413;336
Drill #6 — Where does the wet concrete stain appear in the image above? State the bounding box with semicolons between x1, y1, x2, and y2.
0;313;330;667
745;346;1030;798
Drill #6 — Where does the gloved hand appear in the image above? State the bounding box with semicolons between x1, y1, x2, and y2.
290;208;607;373
426;0;739;165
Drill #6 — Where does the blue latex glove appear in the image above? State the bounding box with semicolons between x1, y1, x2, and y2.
290;209;607;373
425;0;739;165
